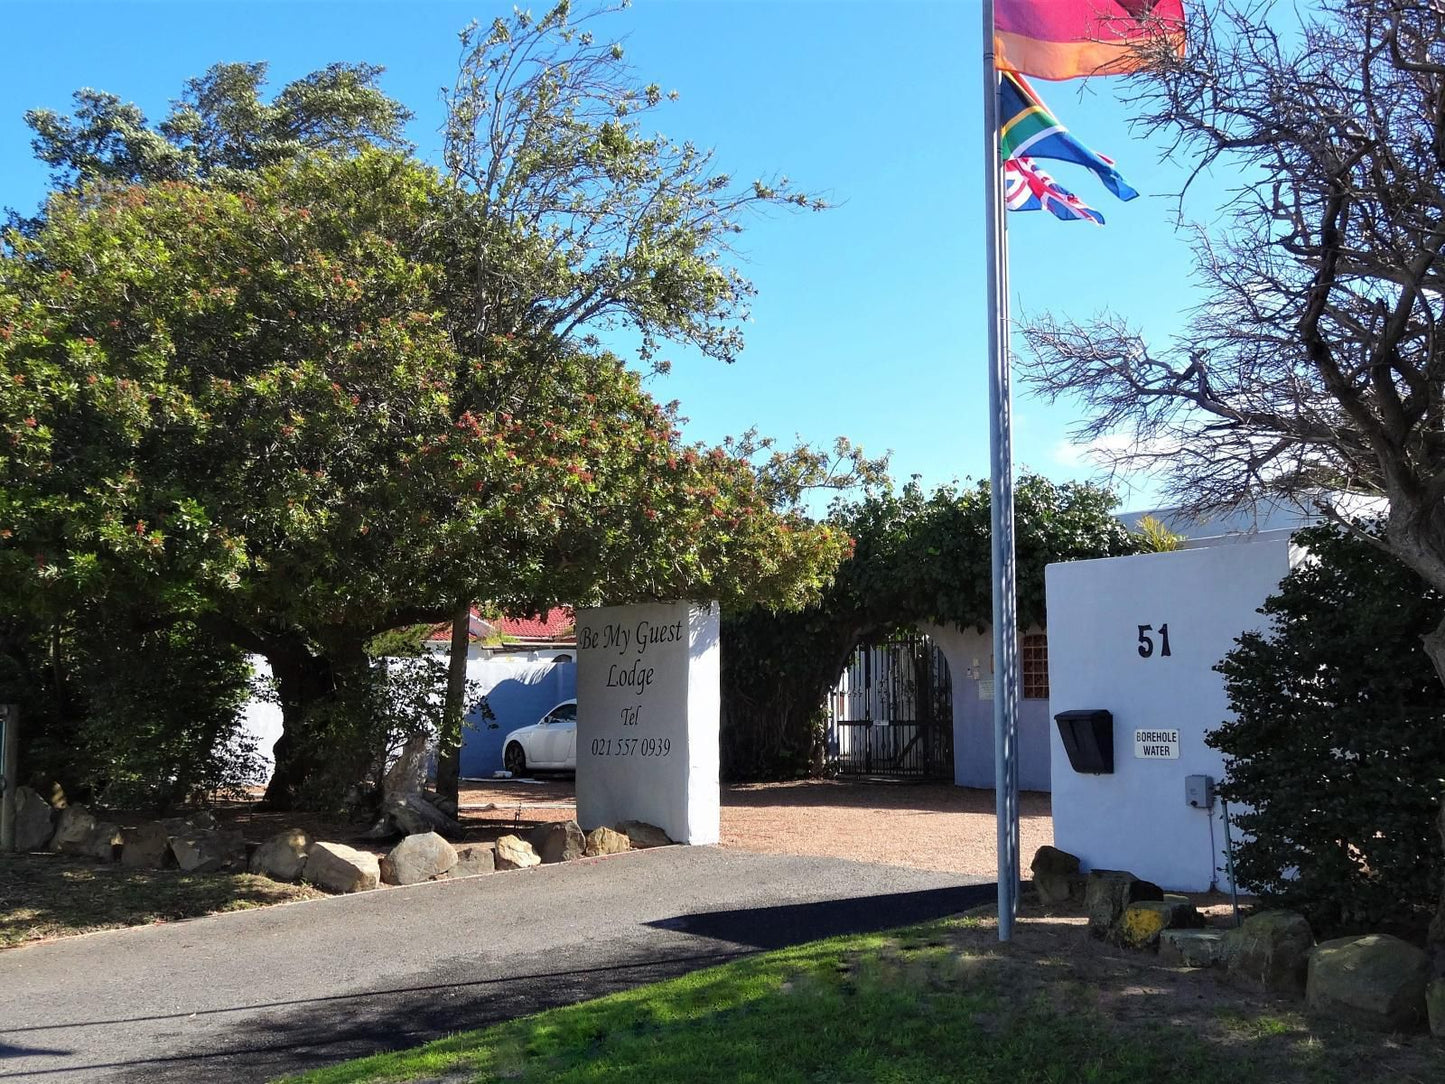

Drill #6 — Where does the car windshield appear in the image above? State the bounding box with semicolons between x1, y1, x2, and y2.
548;704;577;724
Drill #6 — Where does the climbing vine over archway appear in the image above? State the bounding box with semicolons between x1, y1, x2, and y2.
719;475;1143;780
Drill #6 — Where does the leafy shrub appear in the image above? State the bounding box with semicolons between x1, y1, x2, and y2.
3;614;261;811
282;654;487;815
1210;524;1445;937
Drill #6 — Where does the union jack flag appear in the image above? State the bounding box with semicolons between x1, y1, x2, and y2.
1004;156;1105;225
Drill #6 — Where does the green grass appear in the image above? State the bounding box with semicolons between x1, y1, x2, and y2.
276;917;1306;1084
0;853;322;948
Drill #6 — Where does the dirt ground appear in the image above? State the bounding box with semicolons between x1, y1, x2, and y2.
455;776;1053;877
934;901;1444;1084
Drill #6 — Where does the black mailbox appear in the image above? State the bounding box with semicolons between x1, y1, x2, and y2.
1054;709;1114;774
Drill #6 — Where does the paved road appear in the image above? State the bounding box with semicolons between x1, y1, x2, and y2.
0;847;992;1082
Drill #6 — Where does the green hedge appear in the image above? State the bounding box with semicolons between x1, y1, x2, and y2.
1211;524;1445;937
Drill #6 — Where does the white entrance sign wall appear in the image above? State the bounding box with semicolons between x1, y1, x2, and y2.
1045;540;1297;891
575;601;720;845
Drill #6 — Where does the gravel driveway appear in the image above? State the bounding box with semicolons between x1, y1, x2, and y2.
460;778;1053;875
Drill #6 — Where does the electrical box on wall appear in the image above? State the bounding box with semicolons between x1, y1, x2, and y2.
1185;774;1215;810
1054;709;1114;774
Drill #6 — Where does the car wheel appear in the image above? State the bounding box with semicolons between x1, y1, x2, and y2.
504;742;527;776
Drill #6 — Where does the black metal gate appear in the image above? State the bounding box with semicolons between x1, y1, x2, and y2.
826;633;953;779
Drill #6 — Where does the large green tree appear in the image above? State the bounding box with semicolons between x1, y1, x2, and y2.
8;7;868;809
25;60;411;192
422;0;837;798
0;152;853;807
4;57;419;807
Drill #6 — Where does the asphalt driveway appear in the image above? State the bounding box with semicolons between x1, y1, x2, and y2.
0;847;992;1082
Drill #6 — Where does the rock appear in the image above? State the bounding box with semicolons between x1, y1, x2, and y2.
52;804;98;854
381;832;458;886
494;834;541;870
249;829;313;882
1160;929;1227;968
422;789;459;819
528;820;585;864
1223;910;1314;995
169;831;218;872
1114;899;1204;949
217;828;247;865
120;822;174;869
1427;979;1445;1038
13;786;56;851
156;810;220;836
1083;870;1164;938
170;828;245;873
584;826;631;857
451;843;496;877
86;821;124;862
383;732;429;797
617;820;672;849
1030;845;1085;907
303;841;381;893
1306;934;1429;1033
383;793;462;839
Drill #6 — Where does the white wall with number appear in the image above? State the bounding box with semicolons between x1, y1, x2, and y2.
1045;539;1297;891
574;601;720;845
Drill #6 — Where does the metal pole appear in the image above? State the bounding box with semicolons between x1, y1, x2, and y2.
1;704;18;852
982;0;1020;941
1221;798;1242;928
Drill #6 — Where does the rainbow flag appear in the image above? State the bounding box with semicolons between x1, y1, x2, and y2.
999;70;1137;202
995;0;1186;82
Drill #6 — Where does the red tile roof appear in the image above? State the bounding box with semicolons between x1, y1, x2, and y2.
424;610;496;642
423;606;575;644
496;607;575;642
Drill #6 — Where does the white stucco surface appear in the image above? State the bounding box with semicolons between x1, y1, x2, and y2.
238;655;285;778
1045;540;1296;891
574;601;720;845
920;623;1053;791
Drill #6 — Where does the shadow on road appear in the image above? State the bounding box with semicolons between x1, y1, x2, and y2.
7;950;746;1083
646;883;998;950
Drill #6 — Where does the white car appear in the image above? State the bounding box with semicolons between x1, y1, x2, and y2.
503;699;577;775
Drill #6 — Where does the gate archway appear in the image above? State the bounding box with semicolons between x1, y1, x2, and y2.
826;632;953;779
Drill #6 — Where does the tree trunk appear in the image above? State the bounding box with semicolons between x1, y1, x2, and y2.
262;646;338;810
1423;611;1445;985
434;599;471;804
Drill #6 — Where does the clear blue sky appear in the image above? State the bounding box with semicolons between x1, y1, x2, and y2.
1;0;1228;511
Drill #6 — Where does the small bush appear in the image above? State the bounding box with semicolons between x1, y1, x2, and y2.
4;615;262;811
283;654;487;815
1210;524;1445;937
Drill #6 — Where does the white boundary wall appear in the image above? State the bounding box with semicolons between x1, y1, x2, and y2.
1045;540;1297;891
921;623;1054;791
574;601;720;845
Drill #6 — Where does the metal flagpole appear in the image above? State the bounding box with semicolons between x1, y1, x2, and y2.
981;0;1020;942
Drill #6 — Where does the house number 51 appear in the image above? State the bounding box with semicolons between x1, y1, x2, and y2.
1137;623;1171;658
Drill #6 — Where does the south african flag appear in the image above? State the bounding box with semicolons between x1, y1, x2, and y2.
999;70;1138;203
